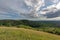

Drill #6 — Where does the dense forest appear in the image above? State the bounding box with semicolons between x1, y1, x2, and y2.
0;20;60;27
0;20;60;35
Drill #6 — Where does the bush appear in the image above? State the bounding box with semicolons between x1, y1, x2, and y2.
17;25;32;29
38;27;60;35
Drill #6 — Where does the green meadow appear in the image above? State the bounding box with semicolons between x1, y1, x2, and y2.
0;27;60;40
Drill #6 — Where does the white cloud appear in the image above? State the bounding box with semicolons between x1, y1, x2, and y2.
56;2;60;9
0;0;60;20
0;0;45;18
51;0;59;3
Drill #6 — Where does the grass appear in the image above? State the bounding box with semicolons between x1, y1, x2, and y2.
0;27;60;40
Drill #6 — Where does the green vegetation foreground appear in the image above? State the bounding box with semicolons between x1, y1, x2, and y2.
0;27;60;40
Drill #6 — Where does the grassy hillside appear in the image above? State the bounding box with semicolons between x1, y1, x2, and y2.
0;20;60;35
0;27;60;40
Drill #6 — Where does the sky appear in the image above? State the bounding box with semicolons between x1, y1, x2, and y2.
0;0;60;20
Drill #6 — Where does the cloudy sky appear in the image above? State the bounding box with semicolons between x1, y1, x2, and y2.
0;0;60;20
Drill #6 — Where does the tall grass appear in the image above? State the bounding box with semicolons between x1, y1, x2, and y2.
0;27;60;40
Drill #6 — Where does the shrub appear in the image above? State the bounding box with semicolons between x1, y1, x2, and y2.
17;25;32;29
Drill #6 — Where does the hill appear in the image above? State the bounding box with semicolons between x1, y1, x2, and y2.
0;27;60;40
0;20;60;35
0;20;60;27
